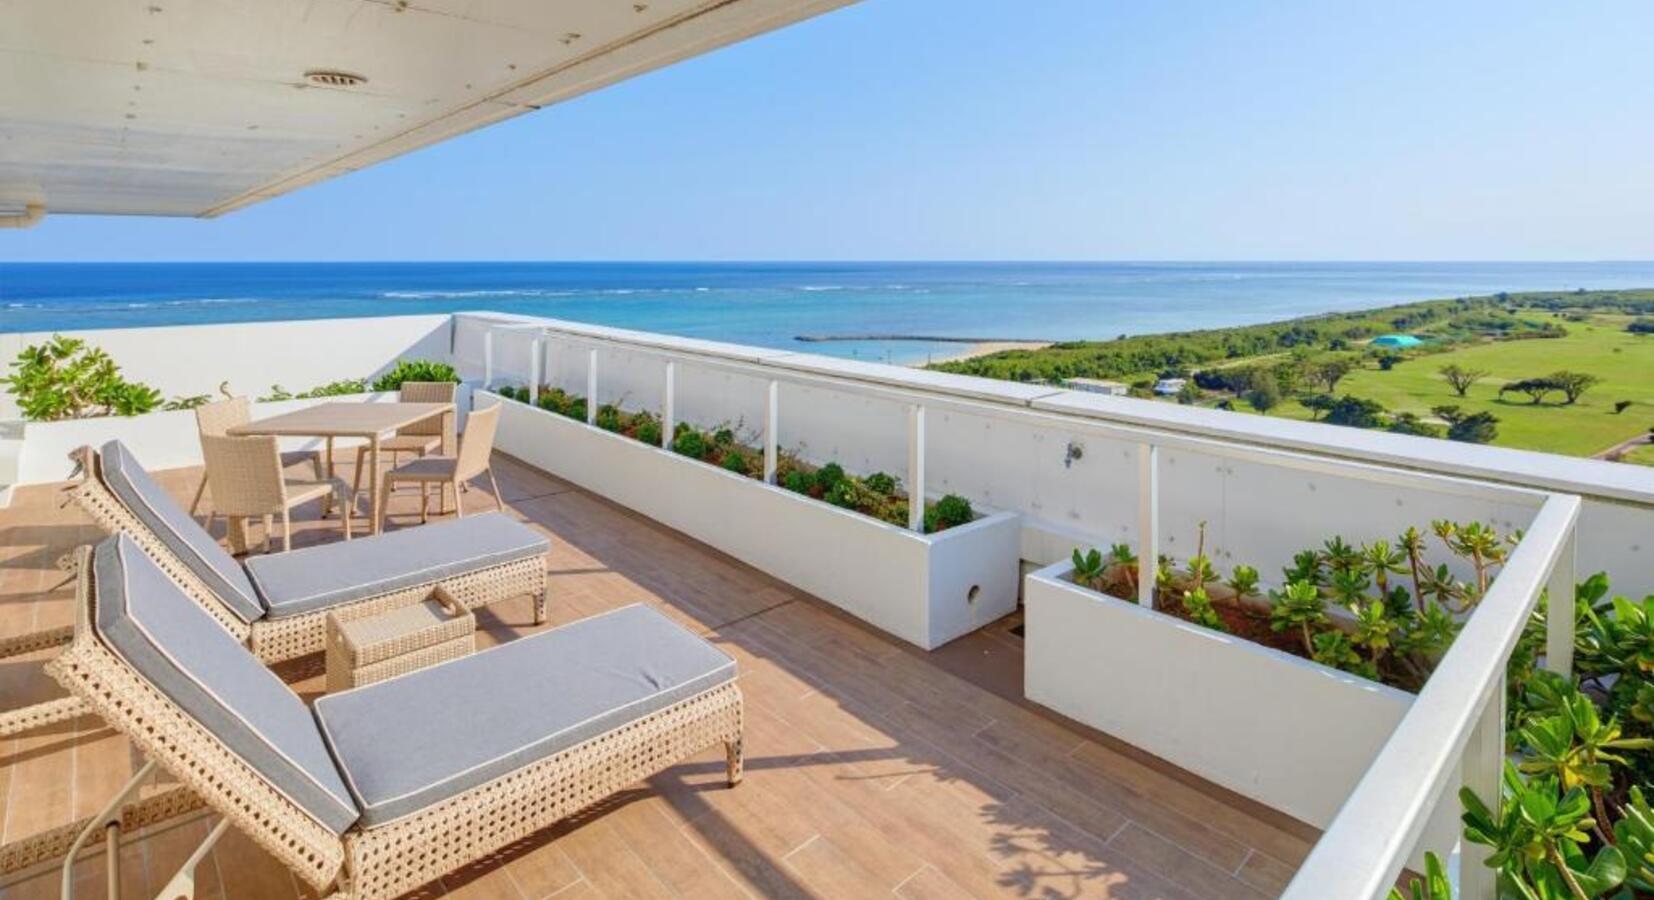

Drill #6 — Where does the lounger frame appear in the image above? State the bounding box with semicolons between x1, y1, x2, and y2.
42;546;745;900
67;445;549;662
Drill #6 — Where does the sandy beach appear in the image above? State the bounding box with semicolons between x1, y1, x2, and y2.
918;340;1052;366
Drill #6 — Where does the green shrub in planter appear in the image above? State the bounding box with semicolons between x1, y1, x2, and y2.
721;449;750;475
595;404;623;432
782;470;813;494
371;359;459;392
633;414;662;447
864;472;897;495
825;479;860;509
815;462;846;491
923;494;974;533
672;428;709;460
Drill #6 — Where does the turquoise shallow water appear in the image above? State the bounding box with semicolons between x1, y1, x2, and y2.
3;261;1653;364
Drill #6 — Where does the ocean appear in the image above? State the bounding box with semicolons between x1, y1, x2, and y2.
4;261;1654;364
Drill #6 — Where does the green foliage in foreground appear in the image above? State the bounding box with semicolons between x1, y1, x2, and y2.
1;334;198;420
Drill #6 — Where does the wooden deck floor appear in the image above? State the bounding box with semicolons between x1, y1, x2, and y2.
0;452;1313;899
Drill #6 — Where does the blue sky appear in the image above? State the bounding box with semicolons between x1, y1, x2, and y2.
6;0;1654;262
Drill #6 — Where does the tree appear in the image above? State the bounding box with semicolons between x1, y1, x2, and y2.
1322;396;1387;429
1628;318;1654;334
1300;393;1335;420
1549;370;1601;405
1500;377;1561;405
1439;363;1490;398
1387;412;1442;438
1245;371;1283;413
1432;405;1499;444
1314;357;1354;393
1375;352;1403;371
1175;380;1201;405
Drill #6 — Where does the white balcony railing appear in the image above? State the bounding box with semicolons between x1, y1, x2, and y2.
460;313;1598;896
1284;491;1580;898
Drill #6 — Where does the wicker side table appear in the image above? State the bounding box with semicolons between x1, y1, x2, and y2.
325;587;476;692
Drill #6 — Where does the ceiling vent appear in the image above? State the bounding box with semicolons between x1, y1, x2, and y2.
304;70;367;88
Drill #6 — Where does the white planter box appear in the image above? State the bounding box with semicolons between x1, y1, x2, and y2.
485;390;1022;649
1023;561;1460;869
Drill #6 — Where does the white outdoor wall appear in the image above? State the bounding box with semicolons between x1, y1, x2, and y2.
13;393;400;484
10;311;1646;596
0;315;453;419
453;313;1584;595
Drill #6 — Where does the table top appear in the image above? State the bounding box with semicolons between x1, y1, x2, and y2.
228;401;452;439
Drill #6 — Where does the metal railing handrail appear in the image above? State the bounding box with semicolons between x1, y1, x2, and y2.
1280;491;1582;899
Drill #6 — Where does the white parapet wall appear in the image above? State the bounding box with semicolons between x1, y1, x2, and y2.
4;311;1649;596
454;311;1653;597
0;314;454;420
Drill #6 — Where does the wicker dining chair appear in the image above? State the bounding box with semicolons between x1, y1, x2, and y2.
189;395;322;520
350;380;457;499
378;401;502;530
200;433;354;553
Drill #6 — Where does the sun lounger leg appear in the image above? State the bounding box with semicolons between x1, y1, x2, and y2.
152;816;230;900
61;758;156;899
726;738;743;787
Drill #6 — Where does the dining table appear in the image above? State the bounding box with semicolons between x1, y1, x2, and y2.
227;400;456;547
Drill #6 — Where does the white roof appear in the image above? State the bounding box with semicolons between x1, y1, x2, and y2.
0;0;854;217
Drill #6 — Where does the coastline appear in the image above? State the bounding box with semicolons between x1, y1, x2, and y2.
916;340;1053;367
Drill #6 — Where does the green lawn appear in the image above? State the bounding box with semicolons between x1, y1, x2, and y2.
1270;317;1654;456
1620;443;1654;467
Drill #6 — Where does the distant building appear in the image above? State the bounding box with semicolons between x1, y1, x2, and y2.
1153;377;1187;396
1371;334;1423;348
1065;377;1129;396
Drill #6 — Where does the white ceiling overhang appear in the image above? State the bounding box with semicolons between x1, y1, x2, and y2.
0;0;855;217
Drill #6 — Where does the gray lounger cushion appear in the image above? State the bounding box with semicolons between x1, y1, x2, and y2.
100;440;265;625
92;534;359;834
315;603;735;827
244;512;548;619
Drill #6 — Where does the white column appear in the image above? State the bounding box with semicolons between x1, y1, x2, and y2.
1544;526;1578;676
586;348;598;425
482;330;494;390
528;337;543;405
1458;686;1504;900
1137;443;1159;609
763;380;779;483
908;405;926;532
662;361;676;449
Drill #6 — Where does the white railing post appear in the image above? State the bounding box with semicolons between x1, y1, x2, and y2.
1544;526;1578;676
662;361;676;449
482;330;494;390
586;348;598;425
908;405;926;531
528;337;544;405
763;380;779;483
1459;686;1504;900
1137;443;1159;609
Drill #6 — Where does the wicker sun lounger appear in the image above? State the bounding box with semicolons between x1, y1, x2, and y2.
39;535;743;900
0;441;548;738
